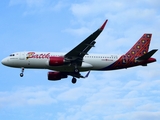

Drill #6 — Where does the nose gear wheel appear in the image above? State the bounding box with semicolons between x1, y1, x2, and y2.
20;67;24;77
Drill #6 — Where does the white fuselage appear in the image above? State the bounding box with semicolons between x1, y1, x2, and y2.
2;52;121;72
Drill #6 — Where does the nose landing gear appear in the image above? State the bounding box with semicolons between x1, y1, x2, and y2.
20;67;24;77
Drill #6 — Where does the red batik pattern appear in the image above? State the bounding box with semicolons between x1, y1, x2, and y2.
105;34;152;70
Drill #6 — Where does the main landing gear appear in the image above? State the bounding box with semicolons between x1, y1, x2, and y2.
74;68;79;73
74;65;79;73
20;67;24;77
71;65;79;84
72;77;77;84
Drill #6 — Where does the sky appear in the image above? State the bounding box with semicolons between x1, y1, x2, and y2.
0;0;160;120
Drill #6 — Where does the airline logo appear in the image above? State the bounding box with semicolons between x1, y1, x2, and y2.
26;52;50;59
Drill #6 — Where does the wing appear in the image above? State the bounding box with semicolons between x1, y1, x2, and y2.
64;19;108;65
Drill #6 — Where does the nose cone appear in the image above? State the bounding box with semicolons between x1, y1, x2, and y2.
1;58;8;66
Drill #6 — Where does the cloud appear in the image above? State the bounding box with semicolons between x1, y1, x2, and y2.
1;0;160;120
9;0;67;15
134;111;160;120
52;67;160;120
70;0;126;18
68;0;160;55
70;0;160;19
0;86;57;107
64;27;91;36
57;87;88;101
9;0;46;7
1;66;160;120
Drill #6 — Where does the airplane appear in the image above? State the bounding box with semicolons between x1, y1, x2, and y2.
1;20;158;84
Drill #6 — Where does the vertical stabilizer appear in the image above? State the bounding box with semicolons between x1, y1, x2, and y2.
101;33;156;70
125;34;152;58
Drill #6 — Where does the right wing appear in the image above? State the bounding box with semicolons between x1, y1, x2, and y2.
64;19;108;65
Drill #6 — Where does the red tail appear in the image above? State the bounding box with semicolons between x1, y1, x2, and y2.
125;34;152;58
102;33;154;70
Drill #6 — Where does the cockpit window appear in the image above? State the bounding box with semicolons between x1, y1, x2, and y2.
10;54;15;56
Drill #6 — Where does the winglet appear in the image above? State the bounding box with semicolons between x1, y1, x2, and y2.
84;71;90;78
99;19;108;30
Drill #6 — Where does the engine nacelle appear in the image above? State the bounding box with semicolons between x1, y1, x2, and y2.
48;72;67;81
49;56;65;66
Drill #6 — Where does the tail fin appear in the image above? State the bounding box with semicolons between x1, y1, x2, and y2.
125;34;152;58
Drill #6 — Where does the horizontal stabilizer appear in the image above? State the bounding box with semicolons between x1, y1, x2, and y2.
137;49;158;60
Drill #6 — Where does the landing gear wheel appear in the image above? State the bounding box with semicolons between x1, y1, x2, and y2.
72;77;77;84
20;67;24;77
20;73;24;77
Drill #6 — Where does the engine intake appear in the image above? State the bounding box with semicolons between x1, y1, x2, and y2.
49;56;65;66
48;72;67;80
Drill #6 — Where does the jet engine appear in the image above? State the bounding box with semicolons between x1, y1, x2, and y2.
49;56;65;66
48;72;67;80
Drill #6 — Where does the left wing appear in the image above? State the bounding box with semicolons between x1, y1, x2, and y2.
64;19;108;65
